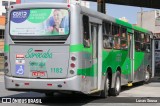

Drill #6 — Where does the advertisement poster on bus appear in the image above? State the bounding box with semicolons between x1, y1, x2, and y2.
10;9;69;36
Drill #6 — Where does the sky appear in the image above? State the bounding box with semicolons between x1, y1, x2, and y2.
107;4;156;24
19;0;158;24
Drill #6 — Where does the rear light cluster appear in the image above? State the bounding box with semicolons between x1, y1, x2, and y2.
71;56;76;61
4;56;8;67
70;56;76;74
70;63;75;68
24;83;29;86
4;56;9;74
4;62;8;67
47;84;52;86
67;4;70;8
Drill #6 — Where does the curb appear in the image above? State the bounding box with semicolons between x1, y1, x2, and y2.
151;77;160;82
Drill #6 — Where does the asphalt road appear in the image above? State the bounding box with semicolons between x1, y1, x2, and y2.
0;75;160;106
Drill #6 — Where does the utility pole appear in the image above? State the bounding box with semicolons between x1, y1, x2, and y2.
140;7;143;27
97;0;106;14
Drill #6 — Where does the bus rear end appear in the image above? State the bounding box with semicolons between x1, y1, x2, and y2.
4;3;82;93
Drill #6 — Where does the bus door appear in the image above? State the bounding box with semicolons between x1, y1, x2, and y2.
90;23;98;90
128;31;134;82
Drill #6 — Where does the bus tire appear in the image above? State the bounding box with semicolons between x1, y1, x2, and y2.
100;73;109;98
110;71;121;96
144;68;151;84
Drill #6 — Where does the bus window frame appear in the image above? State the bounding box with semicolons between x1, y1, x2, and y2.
112;24;121;50
102;21;113;49
120;26;128;50
140;33;146;52
134;31;141;52
9;8;70;40
144;34;151;53
83;15;90;48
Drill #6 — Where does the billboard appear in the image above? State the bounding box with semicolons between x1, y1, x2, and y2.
10;9;69;36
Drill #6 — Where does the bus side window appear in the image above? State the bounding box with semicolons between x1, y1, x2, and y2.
83;15;90;48
135;31;141;51
144;34;150;52
155;41;159;49
112;24;120;49
103;22;113;49
120;27;127;49
140;33;146;51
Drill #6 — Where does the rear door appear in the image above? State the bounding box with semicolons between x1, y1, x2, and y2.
10;45;69;78
91;24;98;90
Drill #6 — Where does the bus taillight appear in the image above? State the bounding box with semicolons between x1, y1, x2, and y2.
70;70;74;74
4;62;8;67
67;4;70;8
24;83;29;85
47;84;53;86
71;56;76;61
70;63;75;68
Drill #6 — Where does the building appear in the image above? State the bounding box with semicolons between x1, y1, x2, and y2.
0;0;16;53
137;10;160;38
0;16;5;38
0;16;5;53
0;0;16;16
137;10;160;77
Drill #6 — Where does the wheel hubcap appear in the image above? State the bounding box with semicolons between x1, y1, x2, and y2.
106;77;109;91
145;71;149;81
116;77;120;92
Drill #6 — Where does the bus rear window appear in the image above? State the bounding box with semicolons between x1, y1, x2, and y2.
10;9;69;38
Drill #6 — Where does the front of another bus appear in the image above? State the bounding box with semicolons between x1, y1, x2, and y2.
4;3;83;93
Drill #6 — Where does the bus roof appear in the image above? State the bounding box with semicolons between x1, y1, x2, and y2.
80;5;152;34
10;3;152;35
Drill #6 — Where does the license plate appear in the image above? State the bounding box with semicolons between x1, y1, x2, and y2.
32;71;45;77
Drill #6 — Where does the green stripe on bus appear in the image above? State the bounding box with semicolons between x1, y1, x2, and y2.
77;67;94;77
4;44;9;53
77;64;97;77
115;19;132;28
134;52;145;71
133;25;148;33
70;44;84;52
116;18;149;33
102;50;145;75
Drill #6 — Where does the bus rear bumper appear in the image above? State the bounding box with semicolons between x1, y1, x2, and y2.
4;75;82;92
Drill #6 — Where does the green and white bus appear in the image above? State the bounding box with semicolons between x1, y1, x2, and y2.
4;3;154;97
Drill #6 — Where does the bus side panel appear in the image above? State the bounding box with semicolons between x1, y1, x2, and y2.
102;49;129;87
134;52;151;82
134;52;145;82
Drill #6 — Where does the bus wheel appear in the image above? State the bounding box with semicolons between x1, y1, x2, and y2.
100;73;109;98
144;68;151;84
110;71;121;96
45;92;54;97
